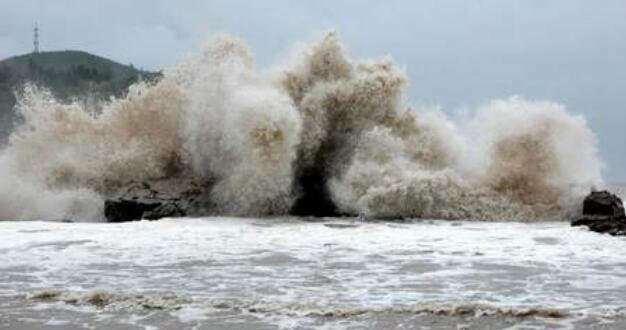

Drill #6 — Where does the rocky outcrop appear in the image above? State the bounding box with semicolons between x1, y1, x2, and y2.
572;191;626;236
104;179;209;222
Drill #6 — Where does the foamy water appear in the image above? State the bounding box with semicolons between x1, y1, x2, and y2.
1;218;625;329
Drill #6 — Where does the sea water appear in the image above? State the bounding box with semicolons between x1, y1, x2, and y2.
1;218;625;330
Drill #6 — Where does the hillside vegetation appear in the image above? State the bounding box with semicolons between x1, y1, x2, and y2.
0;50;160;139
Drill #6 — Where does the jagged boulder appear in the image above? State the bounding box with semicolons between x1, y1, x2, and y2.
104;179;208;222
582;190;625;218
572;191;626;236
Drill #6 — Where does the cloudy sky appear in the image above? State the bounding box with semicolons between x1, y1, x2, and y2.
1;0;625;181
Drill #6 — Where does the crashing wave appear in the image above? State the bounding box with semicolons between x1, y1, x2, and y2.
29;289;190;310
0;32;602;221
28;289;566;319
203;300;567;319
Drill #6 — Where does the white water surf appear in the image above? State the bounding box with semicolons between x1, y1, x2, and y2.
1;218;625;329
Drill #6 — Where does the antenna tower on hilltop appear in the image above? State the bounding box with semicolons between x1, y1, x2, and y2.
33;23;40;53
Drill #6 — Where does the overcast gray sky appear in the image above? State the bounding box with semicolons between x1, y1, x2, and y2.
1;0;625;181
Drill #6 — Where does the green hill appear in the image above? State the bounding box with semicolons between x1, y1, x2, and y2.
0;51;161;139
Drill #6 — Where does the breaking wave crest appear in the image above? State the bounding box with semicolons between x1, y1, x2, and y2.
29;289;190;311
28;289;566;319
0;32;602;221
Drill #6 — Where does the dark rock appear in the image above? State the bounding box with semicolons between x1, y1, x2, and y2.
104;179;208;222
290;168;339;217
582;190;625;218
143;202;185;220
572;216;626;236
104;199;161;223
572;191;626;236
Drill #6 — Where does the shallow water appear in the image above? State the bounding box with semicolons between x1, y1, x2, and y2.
1;218;625;330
